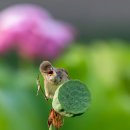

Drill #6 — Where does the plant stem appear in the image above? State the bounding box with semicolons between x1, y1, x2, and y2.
49;124;54;130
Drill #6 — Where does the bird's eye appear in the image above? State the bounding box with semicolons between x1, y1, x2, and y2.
48;71;53;75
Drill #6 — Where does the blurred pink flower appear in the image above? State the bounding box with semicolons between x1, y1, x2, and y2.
0;4;75;59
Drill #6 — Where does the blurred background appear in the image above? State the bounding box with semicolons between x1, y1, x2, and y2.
0;0;130;130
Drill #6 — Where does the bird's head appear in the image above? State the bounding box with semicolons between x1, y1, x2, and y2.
40;61;68;84
39;61;58;83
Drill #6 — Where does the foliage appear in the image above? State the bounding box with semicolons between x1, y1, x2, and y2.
0;40;130;130
52;80;91;117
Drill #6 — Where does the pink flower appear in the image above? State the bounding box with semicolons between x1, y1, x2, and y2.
0;4;75;59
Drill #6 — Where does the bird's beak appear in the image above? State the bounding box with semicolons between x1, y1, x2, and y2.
44;67;58;78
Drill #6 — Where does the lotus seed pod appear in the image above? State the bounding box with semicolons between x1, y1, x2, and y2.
52;80;91;117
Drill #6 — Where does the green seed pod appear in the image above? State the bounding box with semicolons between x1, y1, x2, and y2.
52;80;91;117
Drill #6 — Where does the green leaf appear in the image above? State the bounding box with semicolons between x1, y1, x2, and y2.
52;80;91;117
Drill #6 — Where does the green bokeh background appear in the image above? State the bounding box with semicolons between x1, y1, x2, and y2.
0;40;130;130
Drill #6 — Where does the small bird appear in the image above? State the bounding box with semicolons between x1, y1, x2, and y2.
39;61;69;99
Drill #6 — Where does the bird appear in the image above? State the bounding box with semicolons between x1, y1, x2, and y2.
39;61;69;99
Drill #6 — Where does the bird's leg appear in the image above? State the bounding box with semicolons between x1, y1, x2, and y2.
36;74;48;101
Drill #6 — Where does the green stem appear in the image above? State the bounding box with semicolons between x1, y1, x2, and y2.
49;125;58;130
49;125;53;130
